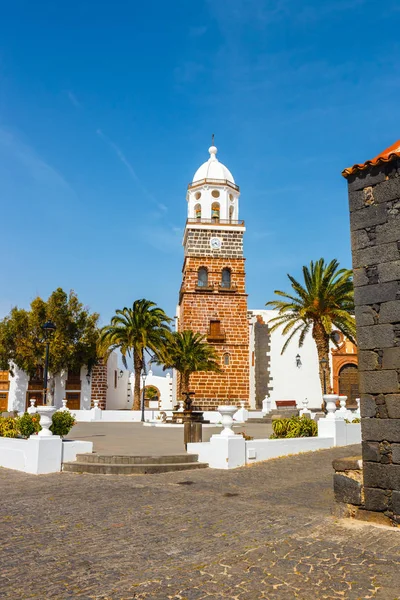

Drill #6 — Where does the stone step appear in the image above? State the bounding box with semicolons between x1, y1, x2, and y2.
62;461;208;475
74;453;199;465
246;418;272;423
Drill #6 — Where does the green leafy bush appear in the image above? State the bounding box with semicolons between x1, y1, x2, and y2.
16;413;41;438
270;415;317;439
0;410;76;439
0;416;19;438
345;417;360;424
50;411;76;437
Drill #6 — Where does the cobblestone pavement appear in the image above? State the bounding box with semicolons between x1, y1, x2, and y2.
1;444;400;599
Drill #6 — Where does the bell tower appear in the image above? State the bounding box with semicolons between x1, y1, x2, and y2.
177;143;249;409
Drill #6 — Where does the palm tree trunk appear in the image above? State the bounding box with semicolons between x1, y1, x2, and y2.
133;350;143;411
181;372;190;396
312;321;331;397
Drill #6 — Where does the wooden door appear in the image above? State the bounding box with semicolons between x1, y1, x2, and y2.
65;392;81;410
0;371;9;411
339;364;359;408
65;370;81;410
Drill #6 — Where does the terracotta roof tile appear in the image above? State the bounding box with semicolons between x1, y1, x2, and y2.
342;140;400;179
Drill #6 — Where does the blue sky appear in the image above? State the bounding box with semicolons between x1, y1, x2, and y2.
1;0;400;325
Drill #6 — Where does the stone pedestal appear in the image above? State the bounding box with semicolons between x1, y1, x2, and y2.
184;421;202;448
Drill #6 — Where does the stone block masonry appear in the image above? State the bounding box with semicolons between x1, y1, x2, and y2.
345;150;400;525
178;229;249;409
90;360;108;409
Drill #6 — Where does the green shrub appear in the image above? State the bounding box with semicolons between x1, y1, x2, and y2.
16;413;41;438
50;411;76;437
0;410;77;439
270;415;317;439
0;416;19;438
345;417;360;424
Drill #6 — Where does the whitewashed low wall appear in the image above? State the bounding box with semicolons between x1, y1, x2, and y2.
0;437;93;474
72;409;246;424
188;434;335;469
188;416;361;470
73;409;162;422
318;418;361;446
61;440;93;462
245;436;334;463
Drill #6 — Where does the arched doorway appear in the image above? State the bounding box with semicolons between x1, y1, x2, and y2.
339;364;359;408
144;385;160;407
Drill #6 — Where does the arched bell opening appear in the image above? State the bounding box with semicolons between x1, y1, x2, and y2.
211;202;220;222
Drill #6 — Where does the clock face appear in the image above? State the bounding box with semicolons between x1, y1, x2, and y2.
210;237;222;250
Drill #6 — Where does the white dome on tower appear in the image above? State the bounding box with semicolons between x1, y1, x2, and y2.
192;145;235;184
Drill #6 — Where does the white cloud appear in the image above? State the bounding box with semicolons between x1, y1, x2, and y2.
67;91;81;108
96;128;166;211
0;126;73;192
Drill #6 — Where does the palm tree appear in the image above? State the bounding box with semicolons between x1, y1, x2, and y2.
159;330;222;397
98;299;172;410
266;259;356;394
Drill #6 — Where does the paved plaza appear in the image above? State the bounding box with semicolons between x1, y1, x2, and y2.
1;431;400;599
65;422;274;455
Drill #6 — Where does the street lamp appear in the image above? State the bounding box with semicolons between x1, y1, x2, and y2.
42;320;56;405
141;366;147;423
319;357;328;395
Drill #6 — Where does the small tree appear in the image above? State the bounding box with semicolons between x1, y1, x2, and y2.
0;288;99;403
145;386;159;401
98;299;172;410
266;259;356;395
159;330;222;397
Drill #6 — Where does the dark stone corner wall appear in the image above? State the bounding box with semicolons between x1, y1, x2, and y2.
347;156;400;523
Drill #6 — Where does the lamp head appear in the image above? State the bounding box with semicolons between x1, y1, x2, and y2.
42;320;56;339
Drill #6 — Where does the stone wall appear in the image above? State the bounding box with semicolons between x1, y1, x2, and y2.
185;228;244;258
346;154;400;524
90;361;108;410
254;316;271;408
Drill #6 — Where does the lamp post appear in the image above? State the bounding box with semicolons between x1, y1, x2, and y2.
141;365;147;423
42;320;56;406
319;357;328;396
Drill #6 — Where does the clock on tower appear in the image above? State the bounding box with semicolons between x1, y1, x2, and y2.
176;143;250;410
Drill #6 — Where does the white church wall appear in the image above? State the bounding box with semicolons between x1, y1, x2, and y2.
129;370;174;410
8;366;28;412
250;309;325;411
106;352;131;410
80;365;92;410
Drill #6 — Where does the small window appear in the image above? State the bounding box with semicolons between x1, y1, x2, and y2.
229;194;234;202
195;191;202;200
194;203;201;220
114;370;118;389
221;268;231;288
229;205;234;222
211;190;220;198
211;202;220;222
223;353;230;366
197;267;208;287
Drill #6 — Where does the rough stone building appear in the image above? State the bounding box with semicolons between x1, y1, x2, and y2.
342;139;400;524
177;144;250;409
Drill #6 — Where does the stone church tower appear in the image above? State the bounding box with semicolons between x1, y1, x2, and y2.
177;143;249;409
